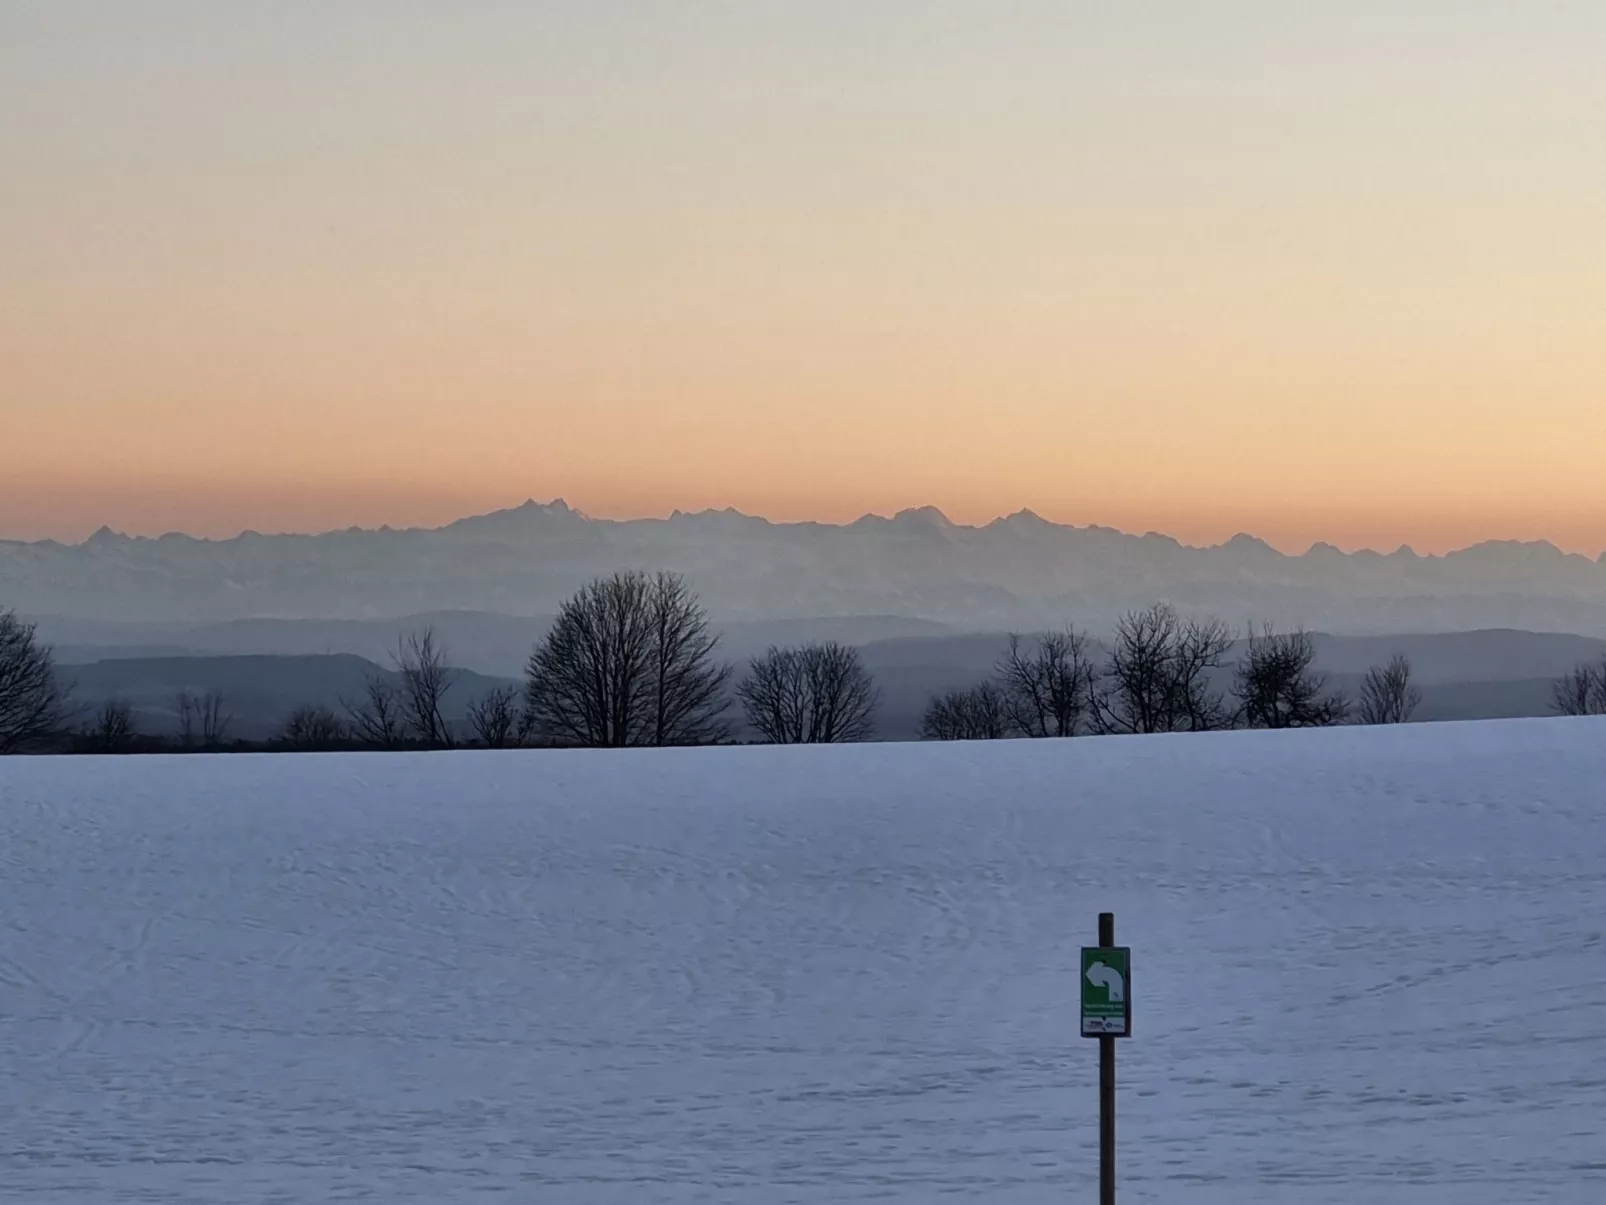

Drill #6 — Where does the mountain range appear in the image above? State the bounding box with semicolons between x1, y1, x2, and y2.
8;499;1606;634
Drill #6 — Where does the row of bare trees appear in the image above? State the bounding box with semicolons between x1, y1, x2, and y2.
922;604;1423;740
518;570;880;746
921;630;1097;741
281;573;771;751
80;690;234;754
274;629;516;751
273;630;519;751
339;628;462;749
0;600;1454;755
922;681;1010;741
0;606;485;755
12;585;1606;755
10;577;870;754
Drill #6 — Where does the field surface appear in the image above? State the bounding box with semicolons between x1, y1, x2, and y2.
3;720;1605;1202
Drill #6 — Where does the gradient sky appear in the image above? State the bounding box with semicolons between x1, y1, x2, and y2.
5;2;1605;552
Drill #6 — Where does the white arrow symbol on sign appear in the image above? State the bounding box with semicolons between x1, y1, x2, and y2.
1086;961;1125;1002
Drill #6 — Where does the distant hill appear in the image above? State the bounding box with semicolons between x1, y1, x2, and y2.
43;612;957;676
9;498;1606;633
48;614;552;676
60;655;520;741
1305;630;1606;683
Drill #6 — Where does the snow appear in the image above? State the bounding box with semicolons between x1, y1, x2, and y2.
3;720;1606;1203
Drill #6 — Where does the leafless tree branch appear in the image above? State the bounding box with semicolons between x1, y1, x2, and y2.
524;571;732;747
81;698;137;754
921;681;1009;741
393;627;458;748
0;609;63;754
997;629;1097;737
175;689;232;747
467;684;521;748
1357;654;1423;725
1092;603;1231;734
737;642;878;743
1233;625;1348;728
1552;658;1606;717
343;675;406;748
280;704;347;751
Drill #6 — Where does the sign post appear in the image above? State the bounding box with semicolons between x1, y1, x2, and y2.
1082;912;1130;1205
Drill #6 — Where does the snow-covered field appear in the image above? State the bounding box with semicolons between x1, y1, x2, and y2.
4;721;1606;1203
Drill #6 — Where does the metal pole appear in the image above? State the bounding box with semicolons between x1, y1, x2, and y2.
1099;911;1115;1205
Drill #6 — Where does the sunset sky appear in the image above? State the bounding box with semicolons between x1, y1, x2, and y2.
5;3;1605;553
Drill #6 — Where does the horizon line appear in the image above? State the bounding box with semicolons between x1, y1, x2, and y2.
8;497;1605;565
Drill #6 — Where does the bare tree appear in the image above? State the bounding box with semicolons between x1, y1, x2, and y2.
1092;603;1232;734
921;682;1009;741
175;690;196;747
1356;654;1423;725
201;691;231;745
1552;659;1606;717
0;609;63;754
467;685;521;748
393;627;458;748
1171;614;1235;731
344;674;406;748
524;571;732;748
1092;604;1177;735
996;629;1096;737
1552;665;1597;716
81;698;137;754
737;642;878;744
280;705;347;751
526;570;653;748
1233;625;1348;729
738;647;807;744
642;573;733;747
173;690;229;747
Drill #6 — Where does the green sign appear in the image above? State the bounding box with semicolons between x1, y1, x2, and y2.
1081;946;1131;1038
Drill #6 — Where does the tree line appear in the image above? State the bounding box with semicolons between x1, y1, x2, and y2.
4;579;1605;755
919;606;1422;739
0;576;861;754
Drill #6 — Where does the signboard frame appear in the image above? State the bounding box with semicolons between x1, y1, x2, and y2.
1080;945;1132;1039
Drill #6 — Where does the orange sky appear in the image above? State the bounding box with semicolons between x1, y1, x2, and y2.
5;4;1605;553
